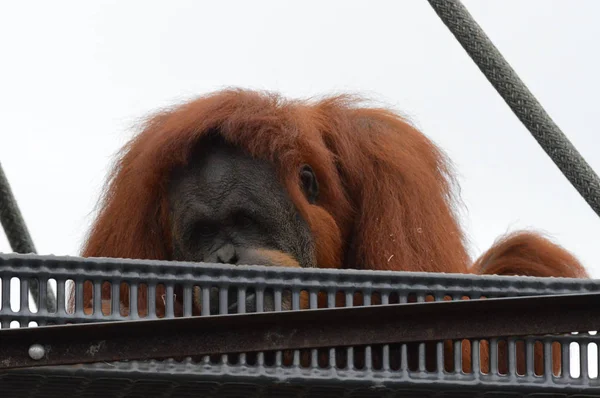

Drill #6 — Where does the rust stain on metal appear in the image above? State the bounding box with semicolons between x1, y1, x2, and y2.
86;341;106;357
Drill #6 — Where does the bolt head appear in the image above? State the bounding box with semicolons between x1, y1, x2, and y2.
28;344;45;360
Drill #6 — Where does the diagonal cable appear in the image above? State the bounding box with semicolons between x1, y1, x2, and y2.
428;0;600;217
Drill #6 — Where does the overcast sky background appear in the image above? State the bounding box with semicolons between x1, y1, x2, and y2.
1;0;599;279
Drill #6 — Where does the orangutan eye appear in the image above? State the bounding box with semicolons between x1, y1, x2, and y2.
193;223;219;238
235;213;254;229
299;164;319;203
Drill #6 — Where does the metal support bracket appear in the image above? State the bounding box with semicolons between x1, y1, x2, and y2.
1;292;598;371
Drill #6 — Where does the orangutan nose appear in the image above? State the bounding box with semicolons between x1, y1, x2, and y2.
216;244;238;264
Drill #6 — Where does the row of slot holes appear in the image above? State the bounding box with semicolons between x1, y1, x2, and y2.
0;279;497;314
0;277;58;313
2;279;287;316
206;340;598;378
1;278;599;377
1;278;157;316
0;278;502;312
2;279;425;316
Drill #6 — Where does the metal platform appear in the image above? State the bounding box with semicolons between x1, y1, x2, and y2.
1;253;599;397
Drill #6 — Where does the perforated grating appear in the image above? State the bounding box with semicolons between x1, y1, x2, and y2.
0;253;599;397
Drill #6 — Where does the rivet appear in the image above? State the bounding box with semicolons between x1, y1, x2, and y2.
28;344;45;360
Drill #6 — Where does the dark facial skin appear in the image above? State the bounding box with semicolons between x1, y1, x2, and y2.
167;137;319;313
168;139;317;268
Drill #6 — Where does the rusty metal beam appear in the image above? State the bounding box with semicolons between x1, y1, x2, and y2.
1;292;599;371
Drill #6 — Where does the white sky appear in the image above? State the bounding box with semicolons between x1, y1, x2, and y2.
1;0;599;280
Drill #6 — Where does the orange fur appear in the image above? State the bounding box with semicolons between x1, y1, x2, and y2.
249;249;302;268
471;230;588;278
469;231;588;376
82;89;468;272
75;88;588;375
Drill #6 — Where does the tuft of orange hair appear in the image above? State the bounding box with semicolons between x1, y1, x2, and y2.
471;231;588;278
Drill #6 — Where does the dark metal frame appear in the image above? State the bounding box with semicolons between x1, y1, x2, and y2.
2;253;600;396
2;292;599;371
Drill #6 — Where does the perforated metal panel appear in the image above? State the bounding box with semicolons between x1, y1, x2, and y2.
0;253;599;397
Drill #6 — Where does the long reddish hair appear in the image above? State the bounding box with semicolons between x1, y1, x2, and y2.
83;89;469;274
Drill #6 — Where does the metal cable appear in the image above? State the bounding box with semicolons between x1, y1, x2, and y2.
0;161;56;310
427;0;600;218
0;163;36;254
